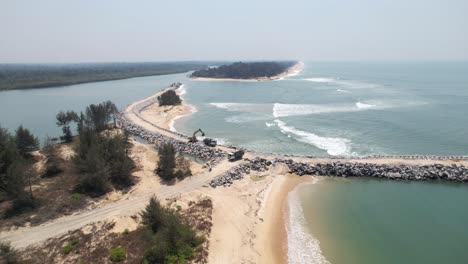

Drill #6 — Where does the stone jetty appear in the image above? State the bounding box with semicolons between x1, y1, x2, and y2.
121;83;468;188
209;158;468;187
118;82;226;163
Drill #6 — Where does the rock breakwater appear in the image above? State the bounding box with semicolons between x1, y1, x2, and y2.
210;158;468;187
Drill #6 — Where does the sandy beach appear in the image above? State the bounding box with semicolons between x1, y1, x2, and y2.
192;61;305;82
135;88;305;263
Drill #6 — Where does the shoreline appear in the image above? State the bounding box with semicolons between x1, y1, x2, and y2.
139;85;196;132
191;61;305;82
261;172;314;264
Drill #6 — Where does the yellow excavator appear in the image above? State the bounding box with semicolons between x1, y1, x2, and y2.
188;128;205;143
188;128;217;147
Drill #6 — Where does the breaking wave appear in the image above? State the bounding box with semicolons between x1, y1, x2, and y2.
274;119;350;156
356;102;376;109
303;77;379;89
287;186;330;264
273;102;382;118
176;84;186;97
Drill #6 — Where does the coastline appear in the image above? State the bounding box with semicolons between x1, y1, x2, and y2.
260;171;314;264
139;85;195;132
191;61;305;82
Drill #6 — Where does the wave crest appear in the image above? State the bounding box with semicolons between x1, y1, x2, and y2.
274;119;350;156
287;186;330;264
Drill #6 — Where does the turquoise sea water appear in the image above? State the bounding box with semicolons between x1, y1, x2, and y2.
1;62;467;263
297;178;468;264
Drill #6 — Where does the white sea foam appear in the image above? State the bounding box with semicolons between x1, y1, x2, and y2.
336;89;350;93
225;114;269;123
210;102;272;114
273;103;353;118
176;85;186;97
210;102;256;111
265;122;276;127
274;119;350;156
356;102;376;109
287;186;330;264
303;77;379;89
303;77;337;83
169;104;197;132
273;102;385;118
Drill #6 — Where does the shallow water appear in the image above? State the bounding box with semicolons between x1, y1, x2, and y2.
297;178;468;264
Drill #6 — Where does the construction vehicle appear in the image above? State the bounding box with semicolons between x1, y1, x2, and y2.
188;128;205;143
228;149;245;162
203;138;217;147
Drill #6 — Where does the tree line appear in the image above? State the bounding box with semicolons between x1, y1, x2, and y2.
190;61;296;79
57;101;135;196
0;62;209;90
0;124;39;215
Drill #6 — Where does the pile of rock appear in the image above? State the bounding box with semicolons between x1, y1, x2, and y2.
209;158;272;187
118;115;226;163
286;161;468;182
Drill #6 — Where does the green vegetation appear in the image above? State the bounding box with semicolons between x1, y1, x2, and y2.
109;246;126;262
14;125;39;158
191;61;296;79
63;244;74;255
157;90;182;106
0;125;37;216
0;242;19;264
155;143;177;181
155;143;192;182
41;144;63;178
56;111;79;143
140;196;205;264
70;193;82;200
56;101;134;196
63;238;79;254
0;62;208;90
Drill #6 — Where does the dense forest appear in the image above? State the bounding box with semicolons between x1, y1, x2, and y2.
0;62;208;90
190;61;297;79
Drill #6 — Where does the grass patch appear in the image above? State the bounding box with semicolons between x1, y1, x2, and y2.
109;246;126;262
71;193;82;200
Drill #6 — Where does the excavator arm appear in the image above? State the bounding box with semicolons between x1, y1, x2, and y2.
188;128;205;143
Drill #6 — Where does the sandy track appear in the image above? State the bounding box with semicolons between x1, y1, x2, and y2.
0;158;237;249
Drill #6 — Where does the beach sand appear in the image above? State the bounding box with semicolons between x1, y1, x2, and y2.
136;95;305;263
192;61;305;82
190;164;308;264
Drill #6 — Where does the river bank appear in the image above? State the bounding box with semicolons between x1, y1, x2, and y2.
191;61;305;82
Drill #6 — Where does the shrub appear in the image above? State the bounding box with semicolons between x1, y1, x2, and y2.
0;242;19;264
71;193;81;200
157;90;181;106
109;246;126;262
63;244;74;254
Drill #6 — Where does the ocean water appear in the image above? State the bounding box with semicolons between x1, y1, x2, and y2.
296;178;468;264
1;62;467;263
179;61;468;156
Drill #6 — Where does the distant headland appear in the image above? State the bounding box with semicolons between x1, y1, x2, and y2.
191;61;304;81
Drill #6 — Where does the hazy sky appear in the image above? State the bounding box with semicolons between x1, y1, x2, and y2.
1;0;467;63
